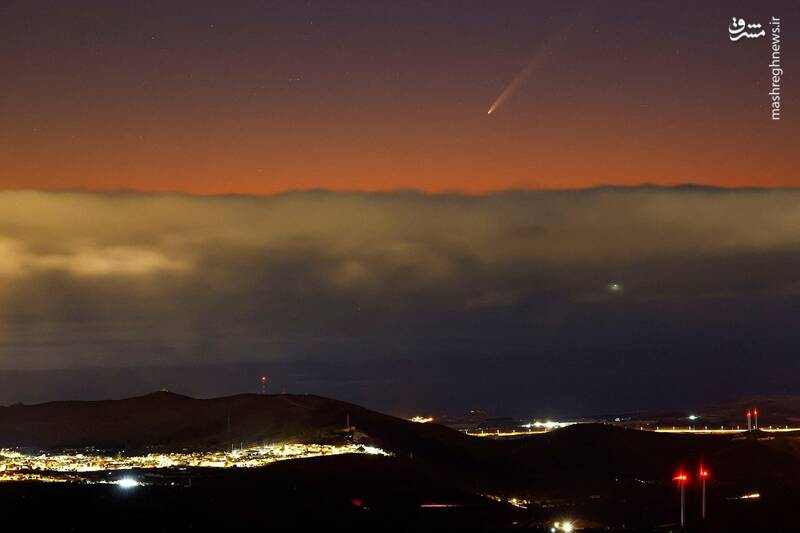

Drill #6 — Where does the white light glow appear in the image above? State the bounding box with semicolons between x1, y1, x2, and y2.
115;477;142;489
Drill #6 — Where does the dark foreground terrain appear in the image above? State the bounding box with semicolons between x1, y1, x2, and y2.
2;392;800;531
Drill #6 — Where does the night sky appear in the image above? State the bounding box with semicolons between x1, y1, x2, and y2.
2;0;797;192
0;1;798;416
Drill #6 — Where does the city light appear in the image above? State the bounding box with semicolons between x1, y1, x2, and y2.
114;477;142;489
522;420;574;430
730;492;761;500
409;416;434;424
552;521;574;532
481;493;530;509
0;443;391;483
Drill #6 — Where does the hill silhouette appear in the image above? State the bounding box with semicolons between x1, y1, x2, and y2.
0;391;477;456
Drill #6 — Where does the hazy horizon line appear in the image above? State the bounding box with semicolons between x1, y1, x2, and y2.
0;183;797;199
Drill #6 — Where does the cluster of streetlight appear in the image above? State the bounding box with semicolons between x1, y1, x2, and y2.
672;465;710;527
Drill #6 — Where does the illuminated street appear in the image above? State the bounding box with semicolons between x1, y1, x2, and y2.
466;422;800;438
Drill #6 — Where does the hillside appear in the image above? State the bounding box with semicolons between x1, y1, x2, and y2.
0;391;481;457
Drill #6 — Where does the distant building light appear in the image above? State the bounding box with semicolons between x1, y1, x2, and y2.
419;503;460;508
114;477;142;489
522;420;574;430
410;416;434;424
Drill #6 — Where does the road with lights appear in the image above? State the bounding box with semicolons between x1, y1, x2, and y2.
466;423;800;438
651;426;800;434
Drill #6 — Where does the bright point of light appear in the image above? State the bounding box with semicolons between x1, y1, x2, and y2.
562;523;574;533
522;420;574;430
114;477;142;489
410;416;434;424
688;414;698;421
727;492;761;500
608;282;623;292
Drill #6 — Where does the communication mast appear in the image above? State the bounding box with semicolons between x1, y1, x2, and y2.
260;375;268;395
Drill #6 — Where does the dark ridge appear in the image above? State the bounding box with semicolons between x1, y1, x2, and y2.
0;391;480;459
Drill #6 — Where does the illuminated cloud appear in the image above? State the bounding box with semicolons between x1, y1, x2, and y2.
0;239;188;277
1;188;800;412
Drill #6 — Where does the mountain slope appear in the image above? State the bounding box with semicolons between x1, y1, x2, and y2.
0;391;480;456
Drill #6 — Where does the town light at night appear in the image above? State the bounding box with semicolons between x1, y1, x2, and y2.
115;477;141;489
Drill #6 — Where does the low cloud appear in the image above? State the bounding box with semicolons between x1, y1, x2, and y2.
0;238;188;277
1;188;799;412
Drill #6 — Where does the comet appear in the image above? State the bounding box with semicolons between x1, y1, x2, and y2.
487;48;552;115
486;8;591;116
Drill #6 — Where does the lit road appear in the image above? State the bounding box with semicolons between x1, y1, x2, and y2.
466;425;800;438
466;429;548;437
651;426;800;434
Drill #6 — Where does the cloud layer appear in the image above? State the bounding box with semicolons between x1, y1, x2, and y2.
1;188;799;413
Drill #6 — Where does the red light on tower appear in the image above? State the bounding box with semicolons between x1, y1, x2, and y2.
699;465;710;519
260;375;268;395
673;471;688;527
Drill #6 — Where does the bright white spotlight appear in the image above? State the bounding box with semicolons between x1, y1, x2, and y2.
115;477;141;488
